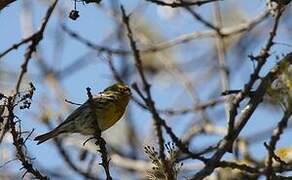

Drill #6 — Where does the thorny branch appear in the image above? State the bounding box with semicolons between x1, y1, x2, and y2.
86;88;112;180
7;96;48;179
0;0;58;179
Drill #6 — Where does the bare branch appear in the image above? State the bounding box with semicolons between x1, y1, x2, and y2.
145;0;222;8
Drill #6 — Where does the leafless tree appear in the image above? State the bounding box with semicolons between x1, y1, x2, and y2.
0;0;291;179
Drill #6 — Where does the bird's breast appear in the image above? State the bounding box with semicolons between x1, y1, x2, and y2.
96;95;130;131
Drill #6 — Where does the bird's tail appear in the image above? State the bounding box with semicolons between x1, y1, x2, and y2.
34;128;62;145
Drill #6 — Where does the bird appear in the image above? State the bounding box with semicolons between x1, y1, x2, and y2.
34;83;131;145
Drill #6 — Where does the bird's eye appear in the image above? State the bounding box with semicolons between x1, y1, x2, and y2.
122;87;130;93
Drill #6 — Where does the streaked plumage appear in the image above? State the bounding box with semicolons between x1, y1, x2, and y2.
34;83;131;145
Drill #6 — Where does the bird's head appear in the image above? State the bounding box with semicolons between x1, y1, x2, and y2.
103;83;131;96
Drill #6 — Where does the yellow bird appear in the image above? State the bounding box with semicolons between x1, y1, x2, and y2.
35;83;131;145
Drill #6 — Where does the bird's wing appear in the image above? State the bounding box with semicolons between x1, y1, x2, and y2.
55;94;110;129
55;102;90;129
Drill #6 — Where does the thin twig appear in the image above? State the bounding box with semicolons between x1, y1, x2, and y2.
265;106;292;179
0;0;16;11
212;0;231;151
225;4;284;154
145;0;221;8
61;25;129;55
121;6;173;179
192;52;292;179
60;11;268;55
142;10;269;53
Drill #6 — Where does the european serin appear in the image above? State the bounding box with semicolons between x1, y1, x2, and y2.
35;83;131;144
